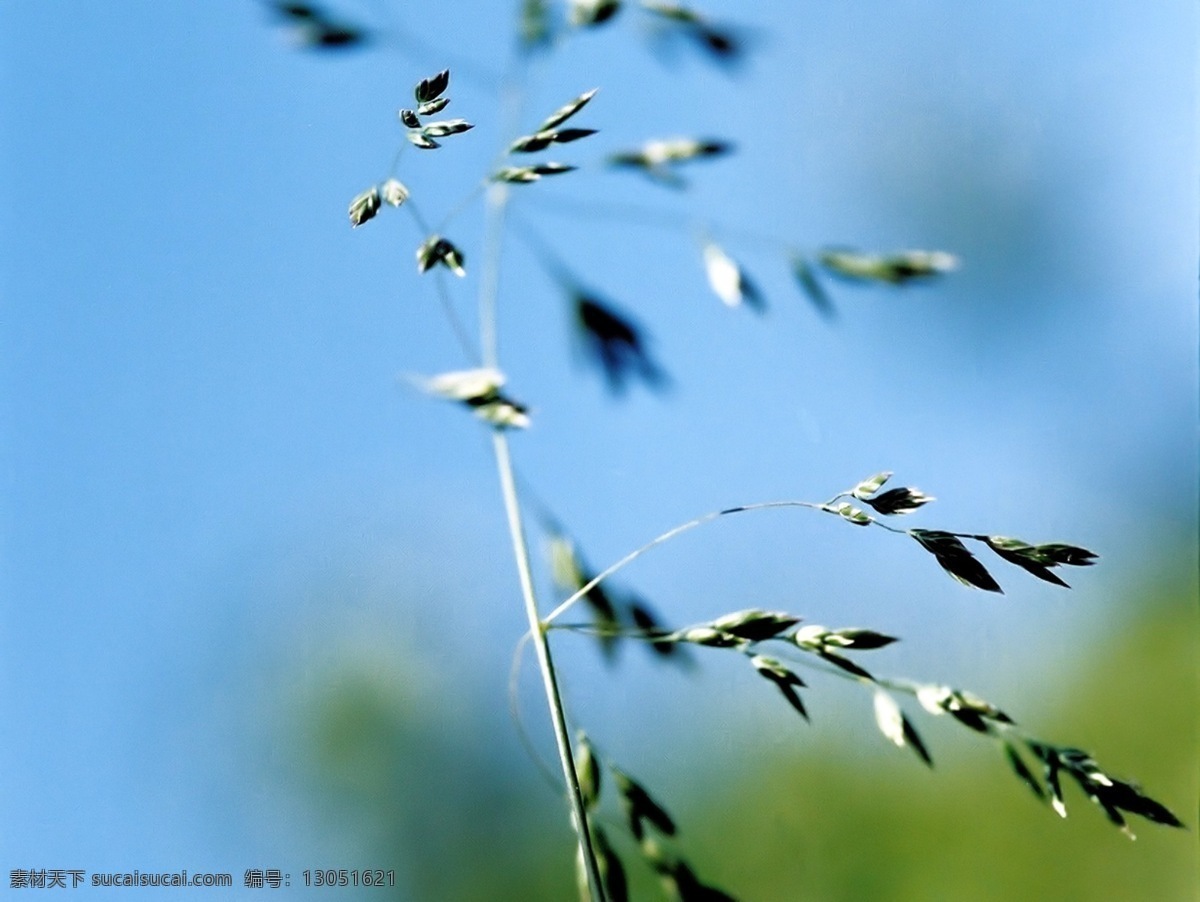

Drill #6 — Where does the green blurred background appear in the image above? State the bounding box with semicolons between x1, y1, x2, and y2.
296;567;1196;900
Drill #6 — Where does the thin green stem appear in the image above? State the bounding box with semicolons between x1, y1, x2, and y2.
479;181;509;369
524;189;805;256
543;500;824;626
508;211;583;291
403;199;479;362
507;630;563;792
404;196;434;235
437;179;488;233
478;69;525;369
386;144;406;179
431;270;481;365
473;53;605;898
492;430;607;902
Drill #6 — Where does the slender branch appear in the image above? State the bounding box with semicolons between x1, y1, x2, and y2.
436;180;489;233
479;182;509;369
478;69;526;369
524;189;803;256
386;144;407;179
400;199;480;362
492;430;607;902
543;500;823;625
541;489;1019;628
472;51;606;896
508;211;583;290
507;630;563;791
403;196;435;237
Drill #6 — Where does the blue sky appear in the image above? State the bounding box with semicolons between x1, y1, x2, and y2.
1;0;1196;895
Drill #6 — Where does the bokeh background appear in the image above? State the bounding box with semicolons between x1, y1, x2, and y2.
2;1;1196;899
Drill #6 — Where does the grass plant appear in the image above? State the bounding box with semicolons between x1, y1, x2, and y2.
272;3;1186;897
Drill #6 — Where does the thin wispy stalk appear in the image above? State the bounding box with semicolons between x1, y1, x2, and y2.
508;626;570;793
474;55;609;899
544;470;1098;628
429;268;482;365
477;67;530;369
479;182;510;369
493;431;609;901
543;500;823;625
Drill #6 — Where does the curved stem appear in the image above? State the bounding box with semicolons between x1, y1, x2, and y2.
543;500;823;626
508;630;564;792
492;430;607;902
